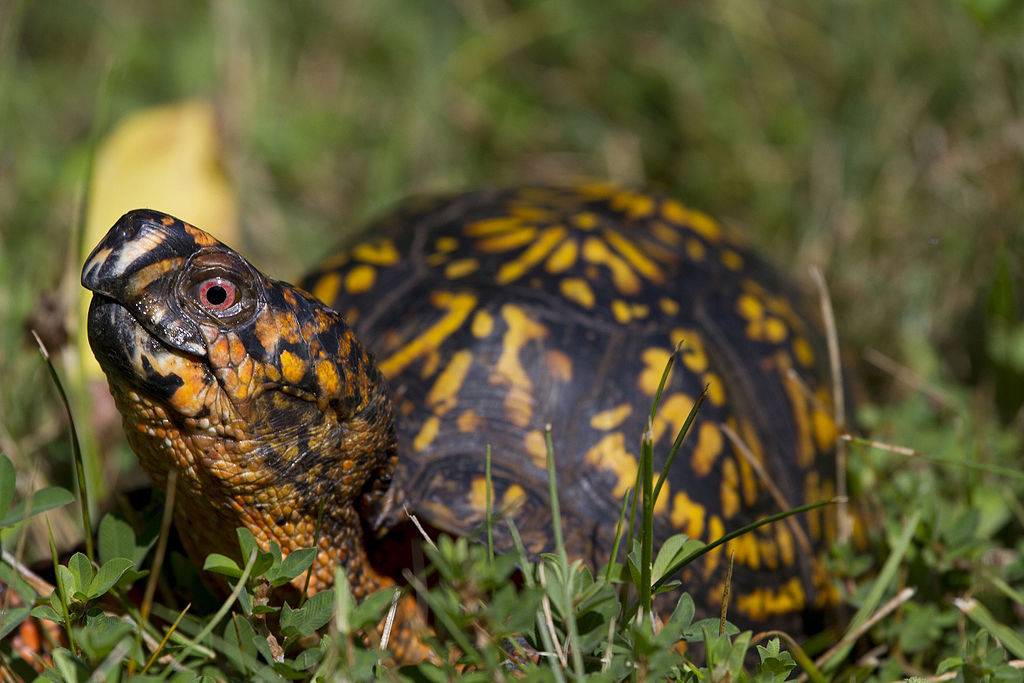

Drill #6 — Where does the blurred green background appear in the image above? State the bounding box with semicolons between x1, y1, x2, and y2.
1;0;1022;553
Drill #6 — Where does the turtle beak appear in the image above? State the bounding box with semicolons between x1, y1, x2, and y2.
82;209;206;356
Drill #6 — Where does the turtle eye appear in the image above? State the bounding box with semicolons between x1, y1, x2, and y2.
198;278;237;311
179;249;260;326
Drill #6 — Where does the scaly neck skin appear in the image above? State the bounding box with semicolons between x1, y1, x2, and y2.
104;318;401;602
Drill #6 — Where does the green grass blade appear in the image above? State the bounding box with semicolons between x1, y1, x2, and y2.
652;498;838;591
652;385;706;505
33;331;93;562
954;596;1024;659
638;421;654;626
820;508;922;671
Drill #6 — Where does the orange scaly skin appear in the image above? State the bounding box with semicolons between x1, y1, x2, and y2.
83;186;842;662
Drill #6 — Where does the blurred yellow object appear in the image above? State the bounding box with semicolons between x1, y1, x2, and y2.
80;99;239;379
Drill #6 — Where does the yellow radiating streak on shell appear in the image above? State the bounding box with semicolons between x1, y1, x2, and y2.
311;272;342;308
559;278;595;309
378;292;477;378
589;404;632;431
495;226;568;285
581;236;641;295
734;577;806;620
425;350;474;416
351;240;400;265
345;264;376;294
669;490;706;539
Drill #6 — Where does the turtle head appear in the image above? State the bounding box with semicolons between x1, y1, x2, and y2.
83;209;397;592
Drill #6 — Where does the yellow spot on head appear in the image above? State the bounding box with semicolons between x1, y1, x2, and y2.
314;360;340;397
345;264;376;294
279;350;307;385
659;297;679;316
589;404;632;431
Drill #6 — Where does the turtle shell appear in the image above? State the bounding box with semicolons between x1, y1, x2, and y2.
299;184;841;626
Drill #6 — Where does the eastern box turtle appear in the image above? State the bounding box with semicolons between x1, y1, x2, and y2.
82;183;840;659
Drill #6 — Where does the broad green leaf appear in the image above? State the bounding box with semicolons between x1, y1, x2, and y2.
68;553;94;600
204;553;242;578
30;604;61;623
1;486;75;528
87;558;134;598
98;513;156;569
0;605;31;640
280;589;334;638
651;533;702;584
56;562;79;599
236;527;258;560
269;548;316;586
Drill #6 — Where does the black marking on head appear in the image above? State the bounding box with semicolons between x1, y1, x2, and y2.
140;354;186;401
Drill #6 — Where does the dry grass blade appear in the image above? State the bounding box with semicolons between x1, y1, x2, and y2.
814;587;916;671
379;588;401;653
721;422;812;556
140;602;191;674
863;348;958;412
141;469;177;626
536;563;567;669
32;330;93;562
404;505;438;552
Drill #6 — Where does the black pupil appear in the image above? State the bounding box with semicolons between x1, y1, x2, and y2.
206;285;228;306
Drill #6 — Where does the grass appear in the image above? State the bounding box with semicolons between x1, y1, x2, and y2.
1;0;1023;680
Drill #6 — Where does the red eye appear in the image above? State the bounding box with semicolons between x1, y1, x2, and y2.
198;278;237;311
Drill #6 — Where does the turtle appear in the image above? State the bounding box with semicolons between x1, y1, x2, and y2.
82;183;841;662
